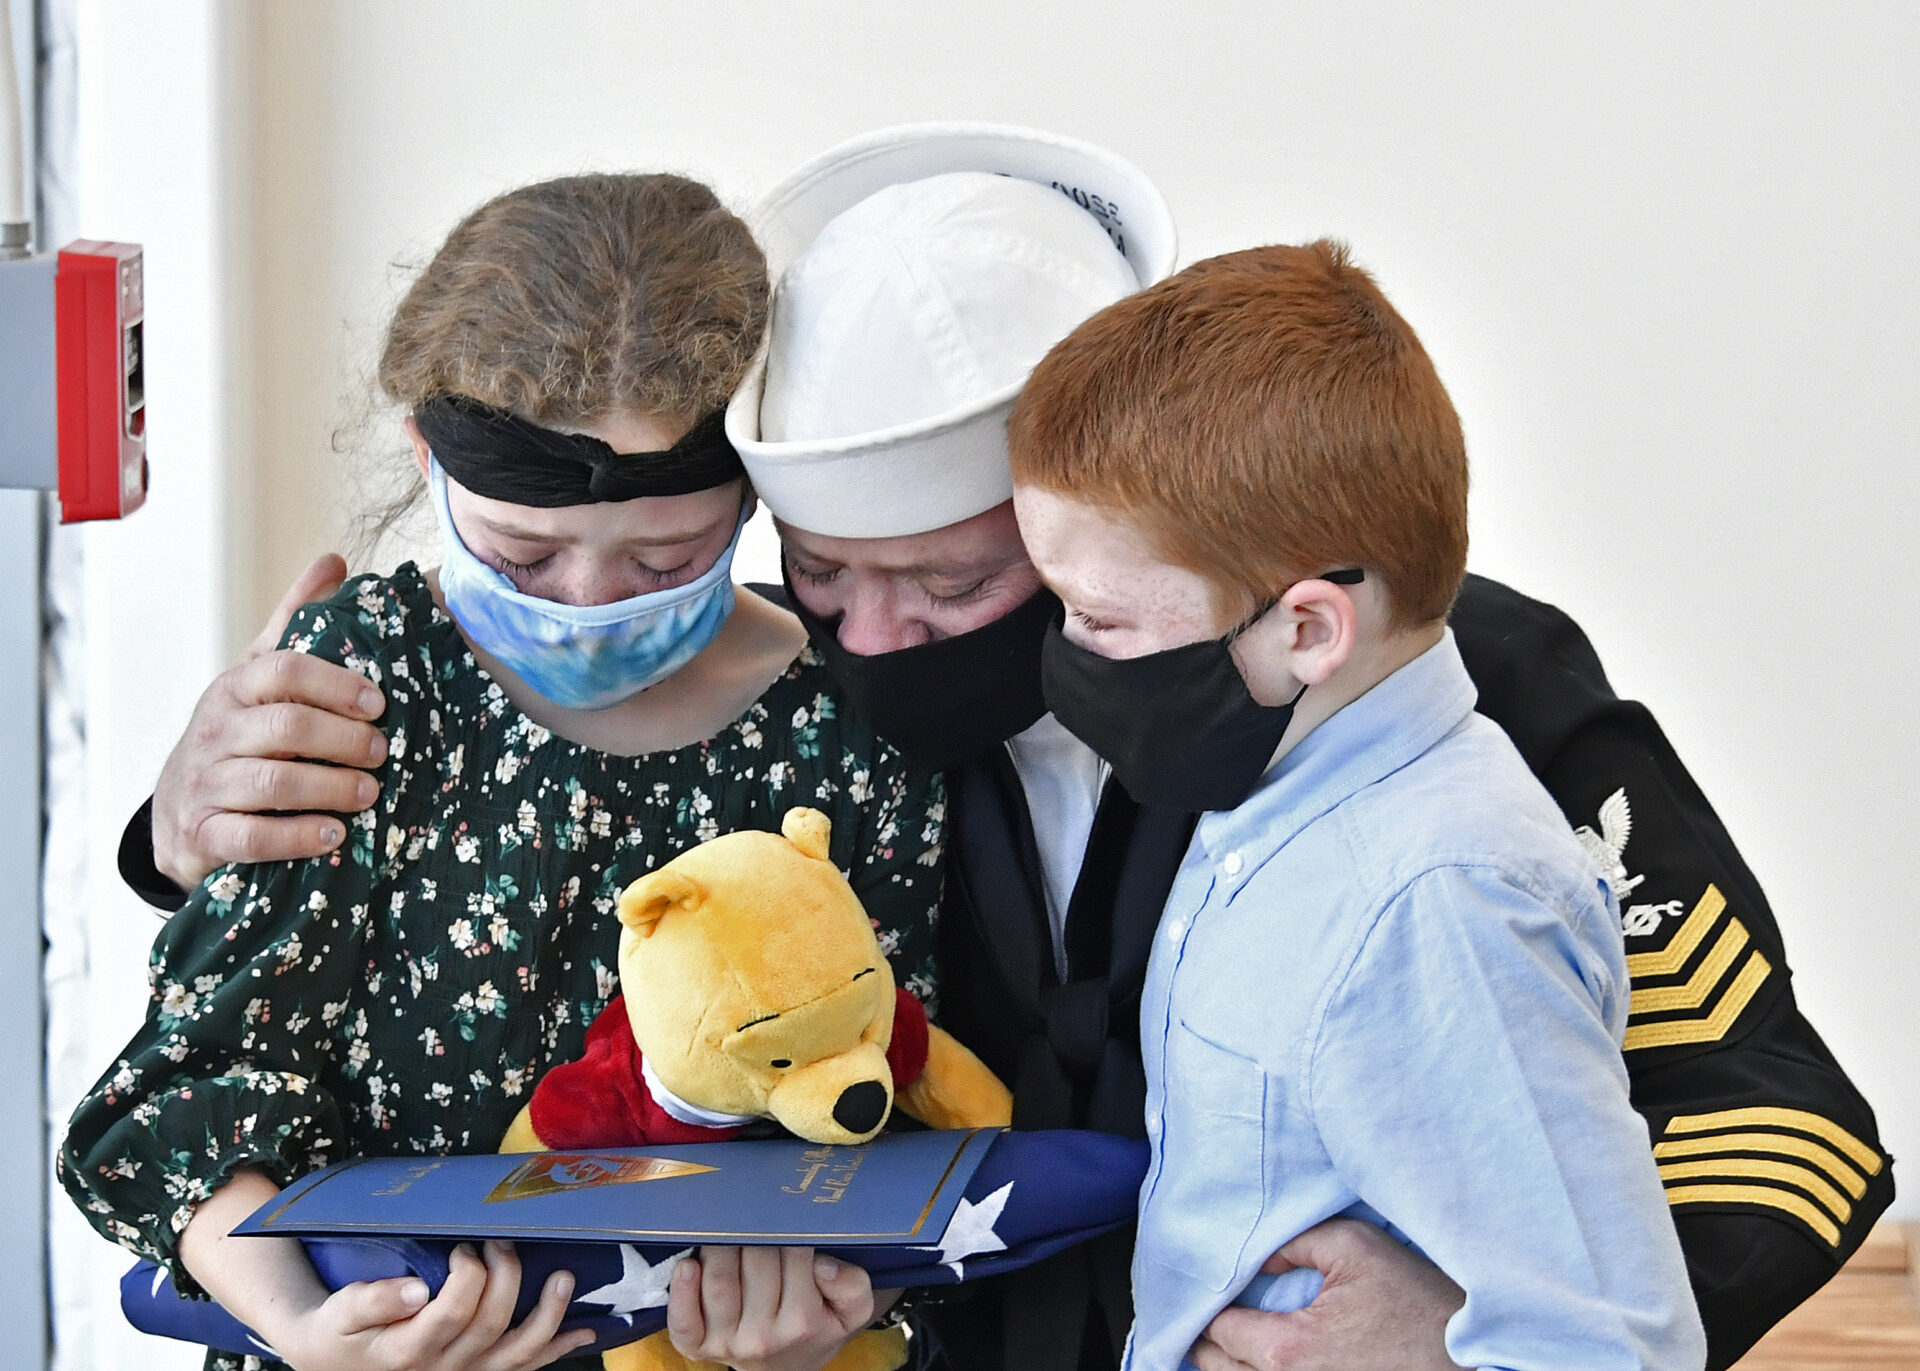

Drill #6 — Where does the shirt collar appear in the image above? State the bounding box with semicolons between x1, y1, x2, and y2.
639;1053;761;1130
1195;629;1478;867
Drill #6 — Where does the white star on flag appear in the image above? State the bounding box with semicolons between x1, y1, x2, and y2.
576;1244;694;1324
914;1181;1013;1277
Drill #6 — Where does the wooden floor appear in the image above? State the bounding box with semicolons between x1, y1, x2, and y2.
1732;1224;1920;1370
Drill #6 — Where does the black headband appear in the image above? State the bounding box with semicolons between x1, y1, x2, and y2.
414;394;745;506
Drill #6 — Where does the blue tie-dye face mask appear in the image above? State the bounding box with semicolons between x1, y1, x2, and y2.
429;457;744;711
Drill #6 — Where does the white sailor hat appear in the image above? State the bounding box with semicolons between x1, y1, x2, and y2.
726;122;1178;538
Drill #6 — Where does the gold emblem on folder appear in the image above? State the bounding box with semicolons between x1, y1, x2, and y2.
485;1153;718;1203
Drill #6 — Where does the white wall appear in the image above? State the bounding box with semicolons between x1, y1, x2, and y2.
237;0;1917;1212
38;0;1920;1361
49;14;1916;1359
4;0;52;1359
44;3;248;1368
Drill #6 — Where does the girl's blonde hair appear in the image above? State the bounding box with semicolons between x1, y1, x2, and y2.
380;172;768;423
354;172;768;554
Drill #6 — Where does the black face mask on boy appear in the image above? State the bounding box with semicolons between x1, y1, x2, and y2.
783;572;1062;773
1040;569;1365;813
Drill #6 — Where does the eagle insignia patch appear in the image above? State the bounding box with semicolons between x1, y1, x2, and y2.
1574;790;1774;1052
1575;788;1679;938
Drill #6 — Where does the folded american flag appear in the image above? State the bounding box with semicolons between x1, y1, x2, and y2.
122;1129;1148;1360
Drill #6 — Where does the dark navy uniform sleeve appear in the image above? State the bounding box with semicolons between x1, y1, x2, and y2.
1451;573;1894;1371
119;797;188;913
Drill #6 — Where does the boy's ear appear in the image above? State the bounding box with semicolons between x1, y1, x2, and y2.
1235;577;1359;703
1275;577;1360;688
617;871;705;937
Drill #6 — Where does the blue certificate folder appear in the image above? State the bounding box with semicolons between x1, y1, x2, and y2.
233;1128;999;1246
125;1128;1149;1359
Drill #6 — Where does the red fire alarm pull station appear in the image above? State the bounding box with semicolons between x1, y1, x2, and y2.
54;241;147;523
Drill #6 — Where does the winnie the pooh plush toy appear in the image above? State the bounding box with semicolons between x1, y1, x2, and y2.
503;806;1013;1371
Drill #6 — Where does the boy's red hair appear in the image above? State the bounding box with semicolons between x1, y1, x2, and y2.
1008;240;1468;628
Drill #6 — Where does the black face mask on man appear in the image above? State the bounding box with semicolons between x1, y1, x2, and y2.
783;572;1062;772
1040;569;1365;813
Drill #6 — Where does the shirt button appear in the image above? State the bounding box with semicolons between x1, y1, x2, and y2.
1223;851;1243;876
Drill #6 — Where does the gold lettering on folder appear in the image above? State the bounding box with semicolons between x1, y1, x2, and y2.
373;1159;449;1197
485;1153;717;1203
814;1147;869;1204
784;1145;837;1195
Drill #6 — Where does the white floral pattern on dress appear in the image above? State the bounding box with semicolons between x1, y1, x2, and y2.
60;564;946;1371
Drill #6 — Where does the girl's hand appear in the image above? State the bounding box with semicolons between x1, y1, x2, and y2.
270;1241;596;1371
666;1246;875;1371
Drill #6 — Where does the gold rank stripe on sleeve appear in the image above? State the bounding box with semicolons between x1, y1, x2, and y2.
1621;884;1772;1052
1652;1131;1870;1199
1629;920;1747;1014
1662;1183;1842;1247
1625;884;1726;978
1662;1106;1885;1175
1623;952;1770;1051
1652;1108;1886;1249
1657;1157;1853;1226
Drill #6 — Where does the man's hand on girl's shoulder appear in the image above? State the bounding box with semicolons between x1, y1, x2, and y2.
1187;1218;1466;1371
152;553;388;890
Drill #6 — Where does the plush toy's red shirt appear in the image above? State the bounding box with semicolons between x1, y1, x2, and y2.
528;987;932;1149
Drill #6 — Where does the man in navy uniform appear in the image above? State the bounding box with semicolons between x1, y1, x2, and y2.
123;125;1890;1371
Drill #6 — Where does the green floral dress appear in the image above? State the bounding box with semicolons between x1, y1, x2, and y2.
60;564;946;1371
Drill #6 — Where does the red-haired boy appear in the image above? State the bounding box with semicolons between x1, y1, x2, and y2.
1009;242;1707;1371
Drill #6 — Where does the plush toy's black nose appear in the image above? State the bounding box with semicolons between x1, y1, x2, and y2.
832;1080;888;1134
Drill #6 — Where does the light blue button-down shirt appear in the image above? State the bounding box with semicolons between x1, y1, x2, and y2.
1128;632;1705;1371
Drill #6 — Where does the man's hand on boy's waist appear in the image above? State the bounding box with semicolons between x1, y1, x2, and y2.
152;554;387;889
1186;1218;1465;1371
